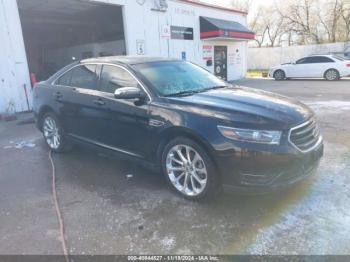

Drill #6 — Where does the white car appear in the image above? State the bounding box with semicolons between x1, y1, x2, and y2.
269;55;350;81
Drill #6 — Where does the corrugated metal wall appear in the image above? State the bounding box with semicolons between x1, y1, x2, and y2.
0;0;249;115
0;0;31;115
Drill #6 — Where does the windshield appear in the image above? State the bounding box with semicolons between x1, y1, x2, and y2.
134;61;226;96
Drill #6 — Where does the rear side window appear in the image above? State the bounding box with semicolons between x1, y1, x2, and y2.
56;70;73;86
296;56;334;64
70;65;98;90
100;65;138;94
310;56;334;63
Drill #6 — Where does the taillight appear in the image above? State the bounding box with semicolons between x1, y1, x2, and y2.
347;64;350;67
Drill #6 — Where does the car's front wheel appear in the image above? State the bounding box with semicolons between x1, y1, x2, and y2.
273;70;286;81
324;69;340;81
161;137;221;201
41;112;72;153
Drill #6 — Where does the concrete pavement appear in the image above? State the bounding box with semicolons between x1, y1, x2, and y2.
1;78;350;255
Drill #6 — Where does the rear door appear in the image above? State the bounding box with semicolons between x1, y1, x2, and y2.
58;64;104;140
53;67;80;135
309;56;336;77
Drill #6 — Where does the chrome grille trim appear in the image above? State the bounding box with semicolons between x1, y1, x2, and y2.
292;120;316;137
288;119;323;153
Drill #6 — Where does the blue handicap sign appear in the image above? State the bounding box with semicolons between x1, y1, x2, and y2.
181;51;186;60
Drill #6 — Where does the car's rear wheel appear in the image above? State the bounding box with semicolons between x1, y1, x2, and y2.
273;70;286;81
42;112;71;153
324;69;340;81
161;137;221;201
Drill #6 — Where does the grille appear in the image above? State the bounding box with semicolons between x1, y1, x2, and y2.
289;119;321;152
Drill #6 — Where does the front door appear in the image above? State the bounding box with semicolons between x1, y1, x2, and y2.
288;57;314;78
96;64;151;159
214;46;228;80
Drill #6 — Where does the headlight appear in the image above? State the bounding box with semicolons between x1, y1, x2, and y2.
217;126;282;145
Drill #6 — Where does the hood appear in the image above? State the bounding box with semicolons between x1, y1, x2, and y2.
167;86;314;129
274;62;293;68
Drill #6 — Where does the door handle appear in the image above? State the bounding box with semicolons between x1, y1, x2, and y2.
93;99;106;106
54;92;62;99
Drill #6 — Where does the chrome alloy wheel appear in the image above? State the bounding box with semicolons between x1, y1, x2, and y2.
166;145;208;196
325;69;338;81
274;70;285;80
43;116;61;150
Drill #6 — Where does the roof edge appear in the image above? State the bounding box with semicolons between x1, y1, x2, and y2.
178;0;248;15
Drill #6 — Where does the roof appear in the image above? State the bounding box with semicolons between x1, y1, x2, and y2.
309;54;334;57
47;56;181;83
81;56;179;65
178;0;248;15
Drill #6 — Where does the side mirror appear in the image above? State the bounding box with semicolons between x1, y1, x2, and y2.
114;87;145;100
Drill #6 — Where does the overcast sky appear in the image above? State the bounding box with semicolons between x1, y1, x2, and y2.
200;0;275;17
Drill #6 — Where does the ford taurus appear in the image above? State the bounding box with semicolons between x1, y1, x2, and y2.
33;57;324;200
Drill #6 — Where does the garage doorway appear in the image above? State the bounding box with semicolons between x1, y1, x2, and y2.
17;0;126;81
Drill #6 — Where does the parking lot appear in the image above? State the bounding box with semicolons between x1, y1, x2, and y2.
1;78;350;255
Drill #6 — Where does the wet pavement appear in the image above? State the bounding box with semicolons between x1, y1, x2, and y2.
1;78;350;255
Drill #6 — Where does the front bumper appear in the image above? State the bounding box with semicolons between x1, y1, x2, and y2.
268;69;276;78
216;140;324;193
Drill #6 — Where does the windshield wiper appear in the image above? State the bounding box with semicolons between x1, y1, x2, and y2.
165;90;203;97
165;86;227;97
202;85;227;91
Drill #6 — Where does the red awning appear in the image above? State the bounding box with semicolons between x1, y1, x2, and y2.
200;16;255;40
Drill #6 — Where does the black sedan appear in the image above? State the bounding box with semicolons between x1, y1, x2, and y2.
33;57;324;200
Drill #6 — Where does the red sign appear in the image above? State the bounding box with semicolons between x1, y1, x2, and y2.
203;45;213;60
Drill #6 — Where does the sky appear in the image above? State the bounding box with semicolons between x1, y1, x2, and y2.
200;0;275;18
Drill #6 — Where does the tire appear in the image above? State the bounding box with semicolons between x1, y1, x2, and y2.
324;69;340;81
273;70;286;81
41;112;72;153
161;137;221;201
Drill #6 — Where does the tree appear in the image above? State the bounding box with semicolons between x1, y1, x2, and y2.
231;0;350;46
249;4;287;47
319;0;343;42
275;0;325;44
265;9;286;47
230;0;253;12
340;0;350;41
249;7;269;47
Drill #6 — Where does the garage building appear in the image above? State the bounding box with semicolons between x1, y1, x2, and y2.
0;0;254;115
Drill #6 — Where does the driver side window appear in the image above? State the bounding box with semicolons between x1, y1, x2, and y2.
100;65;138;94
296;58;308;64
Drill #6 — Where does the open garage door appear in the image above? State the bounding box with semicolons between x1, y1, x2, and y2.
17;0;126;81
